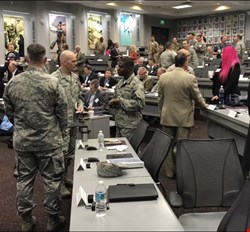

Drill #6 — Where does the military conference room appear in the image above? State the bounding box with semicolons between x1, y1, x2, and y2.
0;1;250;231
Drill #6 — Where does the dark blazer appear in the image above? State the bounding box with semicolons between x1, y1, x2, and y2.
147;65;159;76
212;63;241;98
7;69;22;81
110;48;120;68
99;76;117;88
83;89;107;113
82;71;98;87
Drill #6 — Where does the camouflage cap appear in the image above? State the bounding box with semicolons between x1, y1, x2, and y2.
97;162;123;178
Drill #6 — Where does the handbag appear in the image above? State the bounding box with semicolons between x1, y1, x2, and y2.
226;94;240;107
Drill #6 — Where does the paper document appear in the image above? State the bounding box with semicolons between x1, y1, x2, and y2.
107;157;144;168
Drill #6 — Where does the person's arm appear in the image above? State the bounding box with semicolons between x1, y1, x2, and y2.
119;81;145;112
3;83;15;124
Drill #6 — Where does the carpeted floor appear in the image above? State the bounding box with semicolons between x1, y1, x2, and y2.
0;113;209;231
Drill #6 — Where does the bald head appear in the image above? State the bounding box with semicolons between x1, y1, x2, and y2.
178;48;190;57
60;50;77;74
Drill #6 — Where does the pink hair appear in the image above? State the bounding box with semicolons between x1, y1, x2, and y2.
219;45;240;83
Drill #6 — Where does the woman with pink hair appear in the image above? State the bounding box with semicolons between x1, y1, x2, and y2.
211;45;241;105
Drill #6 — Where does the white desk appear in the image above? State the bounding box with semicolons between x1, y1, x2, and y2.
70;138;184;231
200;107;249;156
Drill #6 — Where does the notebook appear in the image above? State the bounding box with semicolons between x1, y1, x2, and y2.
108;183;158;202
106;153;133;159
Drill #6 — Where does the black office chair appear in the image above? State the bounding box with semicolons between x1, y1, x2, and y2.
217;127;250;231
140;129;173;183
168;138;244;231
128;120;149;153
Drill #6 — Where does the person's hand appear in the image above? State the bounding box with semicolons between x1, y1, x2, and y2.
87;106;94;111
76;106;83;113
81;83;87;89
211;95;219;101
109;99;121;108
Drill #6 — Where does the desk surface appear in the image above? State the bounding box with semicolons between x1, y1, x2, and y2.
201;106;249;156
70;138;183;231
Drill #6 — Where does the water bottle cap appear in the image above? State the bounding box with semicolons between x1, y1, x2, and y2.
99;130;102;133
98;180;104;184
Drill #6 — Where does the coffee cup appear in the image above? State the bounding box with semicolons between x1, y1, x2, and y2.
208;71;214;79
88;110;94;118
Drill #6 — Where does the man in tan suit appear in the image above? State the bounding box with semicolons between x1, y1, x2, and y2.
158;53;208;178
75;45;85;74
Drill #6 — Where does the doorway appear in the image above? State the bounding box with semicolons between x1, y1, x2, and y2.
151;27;169;45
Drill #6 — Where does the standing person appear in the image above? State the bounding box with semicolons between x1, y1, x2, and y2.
211;45;241;105
108;57;145;139
158;53;207;178
74;45;85;75
95;37;106;55
110;42;122;68
214;36;228;58
148;35;159;58
160;42;177;69
105;38;114;55
3;43;68;231
235;34;246;64
182;40;198;70
194;34;206;59
52;50;84;198
129;44;137;64
153;44;165;65
187;32;197;49
171;37;182;53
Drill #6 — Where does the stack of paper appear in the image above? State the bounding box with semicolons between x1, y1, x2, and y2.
107;157;144;169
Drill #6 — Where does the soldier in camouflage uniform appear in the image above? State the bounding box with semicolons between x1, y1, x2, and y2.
109;57;145;139
235;34;246;64
3;43;68;232
52;50;83;198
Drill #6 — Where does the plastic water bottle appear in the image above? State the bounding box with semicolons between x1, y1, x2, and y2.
95;180;107;217
219;85;225;107
97;130;104;151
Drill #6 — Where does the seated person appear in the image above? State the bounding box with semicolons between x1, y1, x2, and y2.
204;46;215;61
134;57;147;75
151;67;166;93
83;79;107;113
5;43;20;61
136;66;153;92
147;57;158;76
6;61;22;81
81;64;98;87
99;68;117;89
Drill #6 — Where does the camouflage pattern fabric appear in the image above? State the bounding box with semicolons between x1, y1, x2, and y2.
15;147;64;215
3;66;68;151
114;74;145;139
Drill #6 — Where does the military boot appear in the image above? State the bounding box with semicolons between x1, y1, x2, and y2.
47;214;65;232
21;211;36;232
60;184;71;198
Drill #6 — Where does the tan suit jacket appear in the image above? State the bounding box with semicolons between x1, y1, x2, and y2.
158;67;206;127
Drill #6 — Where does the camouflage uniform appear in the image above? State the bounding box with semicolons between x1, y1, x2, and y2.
114;74;145;139
172;43;182;53
136;74;154;92
235;40;246;64
194;41;207;59
166;64;195;75
51;68;83;165
3;66;68;216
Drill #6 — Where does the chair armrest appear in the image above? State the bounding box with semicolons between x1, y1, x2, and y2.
168;191;183;207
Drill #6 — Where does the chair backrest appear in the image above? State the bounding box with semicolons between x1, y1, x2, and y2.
210;58;221;67
129;120;149;153
140;129;173;182
217;178;250;231
176;138;244;208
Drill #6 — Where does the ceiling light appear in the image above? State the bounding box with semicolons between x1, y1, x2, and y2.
214;5;230;11
172;2;192;9
131;5;143;11
106;2;118;7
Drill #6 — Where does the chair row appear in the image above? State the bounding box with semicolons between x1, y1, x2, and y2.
129;120;249;231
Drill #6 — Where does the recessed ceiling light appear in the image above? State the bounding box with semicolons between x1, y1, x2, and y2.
106;2;118;7
172;2;192;9
131;5;143;11
214;5;230;11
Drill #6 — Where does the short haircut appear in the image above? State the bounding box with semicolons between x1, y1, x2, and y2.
175;53;187;67
27;43;46;63
237;34;242;40
105;68;113;74
188;32;195;36
90;79;99;88
62;44;69;50
148;57;155;63
84;64;92;71
165;42;172;49
121;57;134;72
138;66;147;73
158;67;166;73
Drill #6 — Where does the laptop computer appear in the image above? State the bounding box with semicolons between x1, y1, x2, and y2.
108;183;158;202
